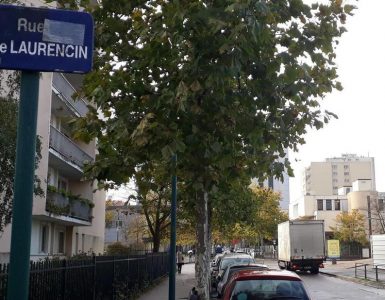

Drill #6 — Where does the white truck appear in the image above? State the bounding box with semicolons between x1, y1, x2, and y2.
277;220;326;274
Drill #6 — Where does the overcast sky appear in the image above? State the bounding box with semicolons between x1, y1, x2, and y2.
289;0;385;201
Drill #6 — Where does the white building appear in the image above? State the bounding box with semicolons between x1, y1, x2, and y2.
290;178;385;240
0;0;105;263
0;72;106;263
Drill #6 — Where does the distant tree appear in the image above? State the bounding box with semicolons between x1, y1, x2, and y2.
104;199;114;228
369;196;385;234
134;162;173;252
331;210;368;245
218;185;288;245
122;213;147;249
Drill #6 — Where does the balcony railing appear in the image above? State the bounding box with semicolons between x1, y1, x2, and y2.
49;125;93;169
52;73;88;117
46;190;93;222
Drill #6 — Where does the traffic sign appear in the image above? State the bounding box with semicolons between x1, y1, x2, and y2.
0;5;93;73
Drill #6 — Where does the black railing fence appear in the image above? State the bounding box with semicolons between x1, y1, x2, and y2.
355;263;385;283
0;252;169;300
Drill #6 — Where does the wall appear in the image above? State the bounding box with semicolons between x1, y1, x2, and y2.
33;73;53;216
307;162;333;195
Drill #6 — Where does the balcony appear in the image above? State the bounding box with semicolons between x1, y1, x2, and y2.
49;126;93;179
46;189;93;223
52;73;88;117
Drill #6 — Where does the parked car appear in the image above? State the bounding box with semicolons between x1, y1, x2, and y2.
222;269;311;300
211;253;226;285
212;254;255;288
216;263;269;298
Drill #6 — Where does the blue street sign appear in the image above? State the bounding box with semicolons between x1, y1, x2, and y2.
0;5;93;73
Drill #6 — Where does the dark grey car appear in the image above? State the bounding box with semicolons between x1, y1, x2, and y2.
216;263;269;298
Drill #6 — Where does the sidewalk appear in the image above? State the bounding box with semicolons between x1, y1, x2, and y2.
138;262;196;300
320;258;385;288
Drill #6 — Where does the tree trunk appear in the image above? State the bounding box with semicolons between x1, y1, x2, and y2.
195;191;210;300
152;232;161;253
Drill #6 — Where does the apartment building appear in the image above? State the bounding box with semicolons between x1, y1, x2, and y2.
303;154;375;196
252;149;290;211
0;71;105;262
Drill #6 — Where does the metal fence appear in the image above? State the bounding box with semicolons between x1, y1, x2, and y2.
341;242;362;259
0;252;169;300
355;263;385;282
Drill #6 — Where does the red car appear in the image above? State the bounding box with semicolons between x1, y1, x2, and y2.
222;269;311;300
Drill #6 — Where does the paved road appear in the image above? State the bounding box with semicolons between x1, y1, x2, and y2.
260;259;385;300
138;258;385;300
300;272;385;300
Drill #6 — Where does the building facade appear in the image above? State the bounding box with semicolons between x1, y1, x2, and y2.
303;154;375;196
0;71;105;262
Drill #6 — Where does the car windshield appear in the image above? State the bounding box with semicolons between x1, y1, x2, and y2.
220;257;254;271
230;279;310;300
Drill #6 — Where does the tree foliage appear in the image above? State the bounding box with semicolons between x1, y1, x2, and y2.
69;0;354;297
0;95;43;234
331;209;368;245
0;97;18;234
217;185;288;244
134;162;173;252
105;199;115;227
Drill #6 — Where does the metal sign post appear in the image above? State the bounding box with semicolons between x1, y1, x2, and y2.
168;155;177;300
0;5;94;300
7;71;39;300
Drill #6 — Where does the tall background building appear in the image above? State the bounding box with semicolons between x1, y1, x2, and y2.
303;154;375;196
252;149;290;212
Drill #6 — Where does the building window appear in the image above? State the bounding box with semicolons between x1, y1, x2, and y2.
346;187;351;193
317;199;323;211
326;199;332;210
379;199;384;212
40;224;49;253
332;172;338;176
344;179;349;183
344;172;349;176
58;231;65;254
332;165;337;169
344;165;349;169
335;200;341;211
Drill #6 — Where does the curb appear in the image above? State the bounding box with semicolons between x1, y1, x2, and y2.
320;271;385;289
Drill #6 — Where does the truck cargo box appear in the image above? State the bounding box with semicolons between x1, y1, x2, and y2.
278;220;325;262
